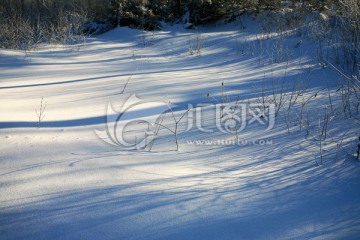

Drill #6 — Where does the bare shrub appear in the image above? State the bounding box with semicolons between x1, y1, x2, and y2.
0;0;88;50
188;32;203;56
331;0;360;72
35;97;47;128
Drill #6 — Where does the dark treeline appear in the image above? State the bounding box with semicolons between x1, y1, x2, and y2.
0;0;358;50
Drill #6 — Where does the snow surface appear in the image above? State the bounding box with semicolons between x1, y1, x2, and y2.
1;18;360;239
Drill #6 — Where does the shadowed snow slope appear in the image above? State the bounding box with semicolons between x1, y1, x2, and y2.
1;20;360;240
